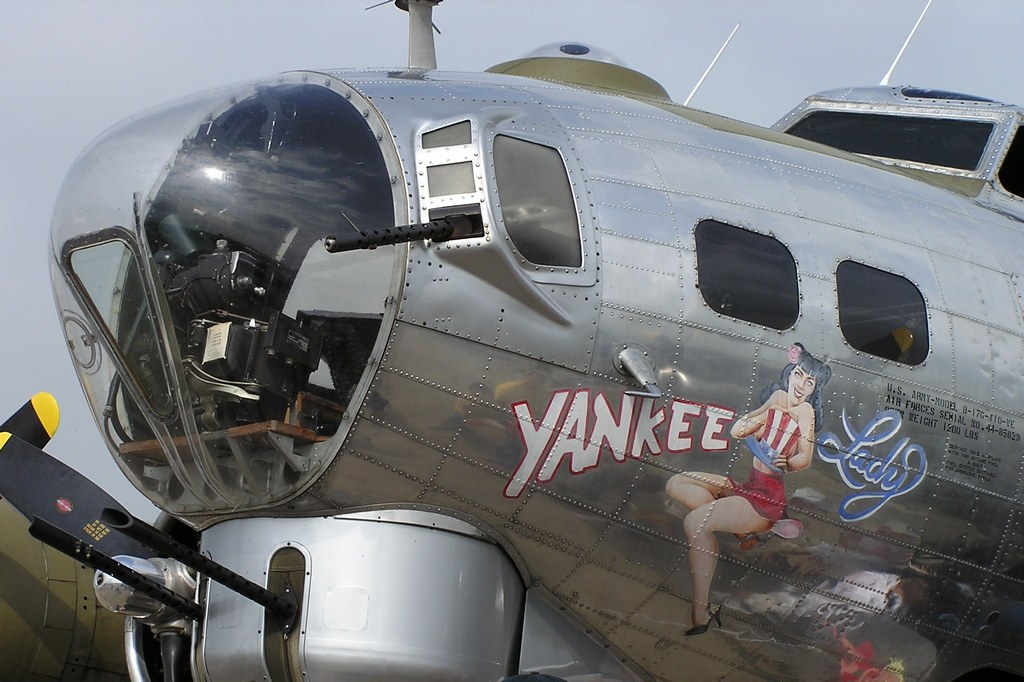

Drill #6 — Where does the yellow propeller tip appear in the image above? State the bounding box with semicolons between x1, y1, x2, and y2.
30;392;60;438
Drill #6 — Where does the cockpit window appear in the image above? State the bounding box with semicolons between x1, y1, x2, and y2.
694;220;799;330
997;126;1024;198
900;88;995;102
493;135;582;267
786;111;994;171
837;260;929;365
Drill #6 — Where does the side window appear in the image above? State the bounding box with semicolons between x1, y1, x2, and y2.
694;220;799;330
67;237;174;416
837;260;929;365
493;135;582;267
997;126;1024;198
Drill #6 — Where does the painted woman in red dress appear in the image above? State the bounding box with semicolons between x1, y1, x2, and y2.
665;343;832;635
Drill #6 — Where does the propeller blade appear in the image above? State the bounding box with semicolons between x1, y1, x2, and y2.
0;432;150;558
0;392;60;449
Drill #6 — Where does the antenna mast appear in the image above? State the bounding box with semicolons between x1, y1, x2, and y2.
684;23;740;107
397;0;442;70
879;0;933;86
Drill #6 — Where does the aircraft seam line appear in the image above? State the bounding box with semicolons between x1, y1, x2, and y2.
354;413;1024;654
601;259;677;277
346;444;592;555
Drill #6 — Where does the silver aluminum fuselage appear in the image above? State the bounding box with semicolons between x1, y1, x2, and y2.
233;69;1023;679
52;65;1024;680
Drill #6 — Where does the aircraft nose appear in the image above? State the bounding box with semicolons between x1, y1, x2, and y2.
50;75;403;513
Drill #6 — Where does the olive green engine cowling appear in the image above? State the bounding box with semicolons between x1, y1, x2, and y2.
0;499;127;681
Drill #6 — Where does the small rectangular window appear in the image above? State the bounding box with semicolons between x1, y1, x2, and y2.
426;161;475;197
422;121;472;149
67;239;174;415
694;220;799;330
837;260;929;365
997;126;1024;198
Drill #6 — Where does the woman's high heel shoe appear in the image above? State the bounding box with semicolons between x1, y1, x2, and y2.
684;605;723;636
737;532;764;550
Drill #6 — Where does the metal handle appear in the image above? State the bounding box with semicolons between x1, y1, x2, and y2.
616;346;662;399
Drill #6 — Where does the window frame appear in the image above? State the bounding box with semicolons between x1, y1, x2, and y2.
835;259;930;366
486;130;595;286
62;227;178;418
693;219;801;331
785;110;996;173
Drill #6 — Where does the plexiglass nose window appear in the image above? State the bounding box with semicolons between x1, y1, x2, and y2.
68;239;174;417
143;83;395;431
55;78;401;513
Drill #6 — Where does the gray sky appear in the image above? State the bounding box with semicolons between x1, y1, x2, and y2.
2;0;1022;517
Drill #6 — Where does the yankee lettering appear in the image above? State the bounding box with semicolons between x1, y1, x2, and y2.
503;390;736;498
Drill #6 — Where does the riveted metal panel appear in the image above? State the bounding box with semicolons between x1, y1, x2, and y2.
919;472;988;559
200;516;523;682
518;589;644;681
957;574;1024;672
572;133;667;190
996;507;1024;576
589;171;675;222
545;95;681;134
353;78;605;372
599;233;684;322
398;239;600;371
991;329;1024;410
344;415;449;487
952;315;997;403
593;307;677;382
593;188;677;241
931;251;1023;332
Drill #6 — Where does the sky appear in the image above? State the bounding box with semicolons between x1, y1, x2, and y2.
2;0;1023;518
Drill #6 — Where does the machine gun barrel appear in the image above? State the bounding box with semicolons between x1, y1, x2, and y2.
28;517;203;622
100;508;297;626
323;214;476;253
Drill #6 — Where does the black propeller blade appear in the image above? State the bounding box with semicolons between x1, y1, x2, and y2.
0;431;150;558
0;391;60;450
0;393;295;631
